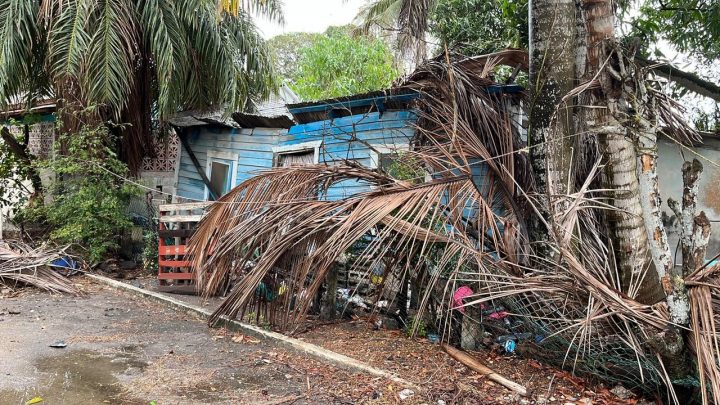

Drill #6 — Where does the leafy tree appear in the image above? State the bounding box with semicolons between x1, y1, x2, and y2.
0;0;280;173
290;30;399;100
428;0;527;55
267;32;321;83
17;119;140;263
630;0;719;63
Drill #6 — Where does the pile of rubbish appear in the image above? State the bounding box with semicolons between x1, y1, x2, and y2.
0;240;80;294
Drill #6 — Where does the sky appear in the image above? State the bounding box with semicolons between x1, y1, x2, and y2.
255;0;366;39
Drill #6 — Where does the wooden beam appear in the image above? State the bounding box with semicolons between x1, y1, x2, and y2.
442;344;528;396
176;127;219;200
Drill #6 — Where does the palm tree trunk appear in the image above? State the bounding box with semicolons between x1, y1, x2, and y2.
576;0;669;303
528;0;576;245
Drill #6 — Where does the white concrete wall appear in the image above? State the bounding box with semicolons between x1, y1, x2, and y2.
657;136;720;264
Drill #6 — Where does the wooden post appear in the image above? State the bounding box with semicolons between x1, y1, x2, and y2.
321;266;338;321
176;127;219;200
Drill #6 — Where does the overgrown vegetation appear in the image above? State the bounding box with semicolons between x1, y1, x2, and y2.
269;27;399;100
17;122;139;264
428;0;527;55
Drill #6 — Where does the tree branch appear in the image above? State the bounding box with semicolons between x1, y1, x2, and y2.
0;126;43;197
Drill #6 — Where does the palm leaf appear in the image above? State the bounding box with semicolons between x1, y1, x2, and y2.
0;0;40;106
84;0;138;117
44;0;93;83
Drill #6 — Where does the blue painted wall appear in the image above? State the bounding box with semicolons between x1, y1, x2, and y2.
175;110;417;201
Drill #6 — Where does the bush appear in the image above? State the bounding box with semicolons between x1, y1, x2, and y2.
18;123;139;264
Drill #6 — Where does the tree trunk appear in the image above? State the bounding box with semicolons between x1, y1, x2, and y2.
320;266;338;321
528;0;577;247
576;0;667;303
0;126;43;199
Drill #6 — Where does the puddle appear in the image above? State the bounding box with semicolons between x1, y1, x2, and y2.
0;349;147;404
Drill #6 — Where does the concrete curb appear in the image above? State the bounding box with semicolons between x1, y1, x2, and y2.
86;274;418;390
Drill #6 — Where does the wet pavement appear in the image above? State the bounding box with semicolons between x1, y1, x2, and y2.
0;281;310;404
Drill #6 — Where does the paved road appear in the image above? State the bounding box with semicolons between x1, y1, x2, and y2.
0;281;387;404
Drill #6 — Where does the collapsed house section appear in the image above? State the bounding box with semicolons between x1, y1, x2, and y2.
185;52;720;400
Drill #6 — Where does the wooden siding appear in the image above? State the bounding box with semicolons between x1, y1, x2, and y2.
175;110;417;201
176;127;284;201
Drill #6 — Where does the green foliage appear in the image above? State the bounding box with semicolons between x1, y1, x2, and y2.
428;0;527;56
630;0;720;63
18;123;139;264
142;229;159;273
405;315;428;338
0;0;278;122
383;153;425;182
289;29;399;100
266;32;321;83
0;119;37;209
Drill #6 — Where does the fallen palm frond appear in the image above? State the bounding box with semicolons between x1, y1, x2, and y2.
0;241;79;294
187;52;718;400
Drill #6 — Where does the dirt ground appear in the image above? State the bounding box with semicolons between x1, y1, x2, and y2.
1;276;645;404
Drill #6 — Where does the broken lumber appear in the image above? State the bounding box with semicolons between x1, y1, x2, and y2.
442;343;528;396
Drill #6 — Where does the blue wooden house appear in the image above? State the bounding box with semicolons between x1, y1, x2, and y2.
173;89;421;202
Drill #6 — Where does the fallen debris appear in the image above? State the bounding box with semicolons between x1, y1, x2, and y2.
442;344;528;397
0;240;79;294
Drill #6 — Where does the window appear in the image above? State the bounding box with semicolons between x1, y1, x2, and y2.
276;149;315;167
272;141;322;168
205;151;238;201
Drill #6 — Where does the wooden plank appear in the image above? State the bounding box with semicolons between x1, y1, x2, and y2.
160;202;212;212
159;214;205;223
159;260;192;267
159;245;187;255
158;229;195;238
157;272;194;280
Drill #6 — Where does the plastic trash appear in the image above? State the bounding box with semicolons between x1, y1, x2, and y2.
399;389;415;400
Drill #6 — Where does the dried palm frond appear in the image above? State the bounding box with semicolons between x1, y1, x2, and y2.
188;53;530;329
0;241;79;294
186;52;704;398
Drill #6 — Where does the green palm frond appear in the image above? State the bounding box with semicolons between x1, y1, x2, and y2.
355;0;402;33
45;0;93;82
239;0;285;23
0;0;39;106
138;0;192;119
84;0;138;117
354;0;435;64
221;11;276;110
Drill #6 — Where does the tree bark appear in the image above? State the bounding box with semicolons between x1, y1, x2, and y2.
0;126;43;198
576;0;667;303
528;0;577;247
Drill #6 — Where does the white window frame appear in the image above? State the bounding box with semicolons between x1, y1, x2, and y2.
272;140;322;166
204;150;239;200
368;143;411;169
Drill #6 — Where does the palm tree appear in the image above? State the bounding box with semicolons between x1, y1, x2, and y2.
353;0;435;66
0;0;281;171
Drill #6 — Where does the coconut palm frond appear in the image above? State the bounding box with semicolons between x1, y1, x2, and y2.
353;0;435;65
44;0;94;84
188;54;530;331
138;0;191;119
84;0;138;118
0;0;39;106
